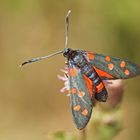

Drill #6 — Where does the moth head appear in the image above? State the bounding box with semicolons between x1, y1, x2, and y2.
63;48;72;58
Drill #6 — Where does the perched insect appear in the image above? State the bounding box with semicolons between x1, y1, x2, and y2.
21;10;140;130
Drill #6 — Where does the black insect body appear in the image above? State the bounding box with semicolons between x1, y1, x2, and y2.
63;48;108;102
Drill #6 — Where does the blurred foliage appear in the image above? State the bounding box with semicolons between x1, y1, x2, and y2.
0;0;140;140
89;106;122;140
47;106;122;140
49;80;124;140
47;131;77;140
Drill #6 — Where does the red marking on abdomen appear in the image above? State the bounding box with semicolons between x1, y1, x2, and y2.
96;82;104;93
83;74;93;97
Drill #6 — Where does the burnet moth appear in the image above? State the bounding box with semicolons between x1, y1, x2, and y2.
20;10;140;130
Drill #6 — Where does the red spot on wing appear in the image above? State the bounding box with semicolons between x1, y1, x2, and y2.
68;67;77;77
71;87;77;94
86;52;95;60
83;74;93;97
120;61;126;68
73;105;81;111
124;69;130;75
108;63;114;70
78;91;85;97
71;68;77;77
81;109;88;116
105;56;111;62
94;67;114;79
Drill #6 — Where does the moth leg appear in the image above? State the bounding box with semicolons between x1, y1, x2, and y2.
65;72;69;78
65;61;68;65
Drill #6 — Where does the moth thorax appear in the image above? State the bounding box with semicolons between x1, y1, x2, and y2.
73;54;87;68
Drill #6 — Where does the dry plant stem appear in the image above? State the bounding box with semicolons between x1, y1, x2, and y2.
80;128;87;140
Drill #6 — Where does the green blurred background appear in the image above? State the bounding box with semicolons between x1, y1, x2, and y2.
0;0;140;140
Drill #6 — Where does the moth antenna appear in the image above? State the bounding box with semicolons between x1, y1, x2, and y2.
20;10;71;67
65;10;71;49
20;50;63;67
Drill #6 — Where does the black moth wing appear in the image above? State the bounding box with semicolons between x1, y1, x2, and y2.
80;50;140;79
68;61;94;130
